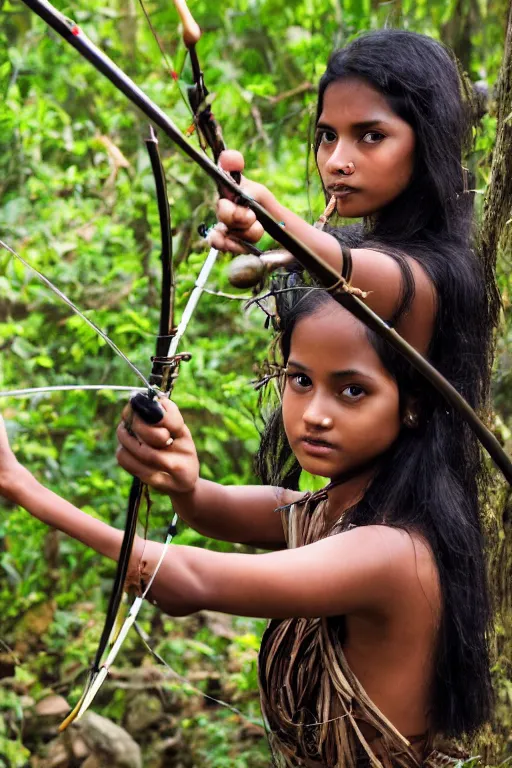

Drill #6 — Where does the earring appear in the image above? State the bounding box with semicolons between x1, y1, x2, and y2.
404;411;418;428
340;162;355;176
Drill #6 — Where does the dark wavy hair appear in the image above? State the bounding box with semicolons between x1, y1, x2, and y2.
256;30;497;739
316;29;500;399
256;283;493;739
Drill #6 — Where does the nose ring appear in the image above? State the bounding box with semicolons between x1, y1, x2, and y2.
320;417;333;428
339;162;355;176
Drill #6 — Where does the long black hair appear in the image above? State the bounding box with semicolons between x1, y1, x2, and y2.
256;29;496;739
317;30;500;404
256;284;493;739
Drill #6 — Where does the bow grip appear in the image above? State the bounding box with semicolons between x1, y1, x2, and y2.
130;393;165;425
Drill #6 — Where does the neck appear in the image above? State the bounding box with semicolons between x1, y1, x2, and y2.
325;463;377;523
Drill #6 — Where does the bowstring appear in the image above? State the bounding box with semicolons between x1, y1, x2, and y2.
137;0;177;80
0;239;151;390
136;0;199;124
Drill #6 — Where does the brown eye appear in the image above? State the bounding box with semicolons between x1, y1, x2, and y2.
342;384;365;400
361;131;385;144
317;129;337;145
287;373;312;389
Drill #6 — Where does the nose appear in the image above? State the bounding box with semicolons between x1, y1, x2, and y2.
303;398;334;430
324;141;355;177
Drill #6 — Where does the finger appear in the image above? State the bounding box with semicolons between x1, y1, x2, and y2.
234;220;265;244
116;424;180;473
116;440;192;488
208;230;248;254
0;415;7;445
216;198;256;231
116;445;171;491
218;150;245;174
120;398;186;446
117;421;173;454
156;398;188;436
0;415;14;454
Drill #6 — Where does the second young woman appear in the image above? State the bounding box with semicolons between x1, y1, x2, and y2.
0;280;493;765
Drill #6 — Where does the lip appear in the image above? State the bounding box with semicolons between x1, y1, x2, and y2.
326;183;357;199
300;437;337;456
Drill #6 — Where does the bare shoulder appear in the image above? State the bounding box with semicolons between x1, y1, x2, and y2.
349;248;436;353
351;524;441;614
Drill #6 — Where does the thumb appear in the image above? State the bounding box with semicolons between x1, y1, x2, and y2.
218;149;245;175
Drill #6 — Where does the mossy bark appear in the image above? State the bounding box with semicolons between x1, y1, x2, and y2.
477;3;512;762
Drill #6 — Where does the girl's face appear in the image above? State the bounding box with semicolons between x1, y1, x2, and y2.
316;77;416;218
282;303;402;479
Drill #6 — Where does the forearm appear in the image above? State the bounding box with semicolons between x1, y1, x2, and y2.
4;466;126;560
262;192;344;274
2;466;203;616
170;478;291;547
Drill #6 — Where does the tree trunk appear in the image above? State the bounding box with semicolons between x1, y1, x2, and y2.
478;2;512;761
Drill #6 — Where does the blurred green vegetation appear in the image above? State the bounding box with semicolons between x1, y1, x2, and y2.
0;0;510;764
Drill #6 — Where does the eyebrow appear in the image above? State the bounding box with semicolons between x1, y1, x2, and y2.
287;360;372;379
316;119;387;131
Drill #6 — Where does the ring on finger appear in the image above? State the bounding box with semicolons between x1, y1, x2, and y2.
165;436;174;447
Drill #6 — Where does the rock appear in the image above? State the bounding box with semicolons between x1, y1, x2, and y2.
37;737;69;768
81;757;101;768
75;711;142;768
72;735;89;760
125;692;163;734
35;694;71;717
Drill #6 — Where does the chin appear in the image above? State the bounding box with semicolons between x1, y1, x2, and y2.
297;456;343;480
336;198;388;219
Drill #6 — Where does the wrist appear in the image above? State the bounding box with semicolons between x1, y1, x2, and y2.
256;184;278;213
169;481;198;502
0;463;37;504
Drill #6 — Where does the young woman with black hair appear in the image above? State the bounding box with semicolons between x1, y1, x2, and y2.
0;279;492;765
0;28;496;767
185;27;498;761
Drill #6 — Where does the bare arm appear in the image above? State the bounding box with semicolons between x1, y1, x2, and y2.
144;524;438;621
213;152;436;354
4;479;435;621
0;423;436;622
170;479;294;548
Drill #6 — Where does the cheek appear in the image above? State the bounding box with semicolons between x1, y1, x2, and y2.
376;145;413;184
281;389;296;441
353;391;401;446
390;135;415;186
373;393;401;441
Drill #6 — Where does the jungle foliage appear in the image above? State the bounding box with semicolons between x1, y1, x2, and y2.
0;0;510;765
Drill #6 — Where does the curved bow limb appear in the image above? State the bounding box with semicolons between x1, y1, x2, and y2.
58;124;177;730
58;111;224;725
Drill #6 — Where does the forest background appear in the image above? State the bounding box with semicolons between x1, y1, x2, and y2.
0;0;511;765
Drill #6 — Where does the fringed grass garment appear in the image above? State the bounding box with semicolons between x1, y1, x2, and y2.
258;491;460;768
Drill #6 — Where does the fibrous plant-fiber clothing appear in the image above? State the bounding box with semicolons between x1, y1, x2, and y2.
258;492;460;768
